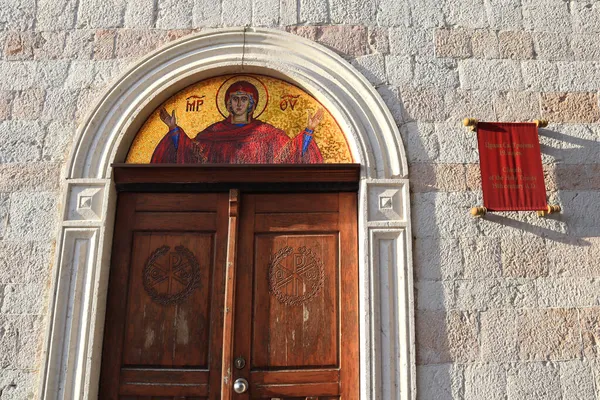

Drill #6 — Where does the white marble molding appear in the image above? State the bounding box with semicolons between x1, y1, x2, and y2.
39;27;415;400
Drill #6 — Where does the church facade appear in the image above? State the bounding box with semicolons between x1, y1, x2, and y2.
0;0;599;399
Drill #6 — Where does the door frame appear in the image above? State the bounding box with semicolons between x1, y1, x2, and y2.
38;28;415;400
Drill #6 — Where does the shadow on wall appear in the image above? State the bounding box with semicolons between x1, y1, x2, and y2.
394;90;600;398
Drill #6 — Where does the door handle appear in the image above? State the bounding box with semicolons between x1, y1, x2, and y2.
233;377;249;394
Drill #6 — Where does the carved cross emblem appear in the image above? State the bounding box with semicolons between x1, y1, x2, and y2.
143;245;201;305
268;246;324;306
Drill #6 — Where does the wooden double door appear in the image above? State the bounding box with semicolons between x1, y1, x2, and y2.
100;190;359;400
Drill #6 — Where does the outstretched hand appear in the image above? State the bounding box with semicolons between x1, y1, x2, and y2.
159;107;177;130
307;108;324;131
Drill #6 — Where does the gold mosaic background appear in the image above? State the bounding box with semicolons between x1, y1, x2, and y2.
126;74;353;163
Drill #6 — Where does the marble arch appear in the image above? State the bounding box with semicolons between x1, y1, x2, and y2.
39;27;415;400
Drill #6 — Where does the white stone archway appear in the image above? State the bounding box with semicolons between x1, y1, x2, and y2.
38;27;415;400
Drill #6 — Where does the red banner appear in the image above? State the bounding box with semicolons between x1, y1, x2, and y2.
476;122;547;211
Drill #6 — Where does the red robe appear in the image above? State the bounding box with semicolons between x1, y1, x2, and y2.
150;118;323;164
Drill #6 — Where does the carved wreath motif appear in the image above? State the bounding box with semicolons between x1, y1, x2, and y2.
268;246;325;307
142;245;201;306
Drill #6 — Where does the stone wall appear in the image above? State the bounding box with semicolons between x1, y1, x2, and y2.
0;0;599;398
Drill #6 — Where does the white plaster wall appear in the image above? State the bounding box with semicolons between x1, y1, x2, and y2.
0;0;599;399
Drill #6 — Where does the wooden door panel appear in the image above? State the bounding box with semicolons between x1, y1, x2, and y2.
233;193;358;399
100;193;228;400
252;234;338;369
122;232;213;367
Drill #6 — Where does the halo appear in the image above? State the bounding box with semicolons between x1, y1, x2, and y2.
216;75;269;119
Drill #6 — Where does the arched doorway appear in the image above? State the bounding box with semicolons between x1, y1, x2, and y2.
38;28;415;400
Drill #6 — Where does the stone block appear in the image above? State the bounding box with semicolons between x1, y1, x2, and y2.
466;163;481;191
541;92;600;123
0;0;36;31
409;163;467;193
368;27;389;54
389;26;435;57
0;163;60;192
560;191;600;237
417;364;461;399
549;123;600;164
507;362;561;400
125;0;155;27
329;0;376;24
480;310;518;362
572;1;600;33
517;308;581;361
400;86;446;121
413;57;459;89
521;60;560;91
458;59;523;91
7;191;57;240
37;0;77;30
63;30;95;60
470;29;499;59
400;122;439;163
0;120;44;163
93;29;116;60
1;283;46;314
350;54;386;86
454;279;537;311
64;60;125;89
0;62;34;90
408;0;443;27
43;120;76;161
3;31;34;61
445;89;496;121
559;360;596;400
493;91;540;122
461;237;501;278
11;88;44;120
443;0;488;29
522;0;572;33
416;310;479;364
0;240;52;283
77;0;127;28
580;308;600;359
315;25;369;58
0;313;17;368
385;55;412;86
376;85;405;125
35;60;71;88
156;0;194;28
434;28;472;59
412;192;481;238
416;281;454;310
537;277;600;308
166;29;195;42
547;237;591;276
557;62;600;92
222;0;252;25
299;0;328;24
115;29;168;58
501;235;548;278
279;0;298;25
376;0;410;27
572;34;600;61
498;31;534;59
435;122;479;163
42;88;78;120
253;0;280;25
533;32;572;61
464;363;507;400
32;31;67;60
0;193;8;239
0;90;12;119
484;0;522;30
413;237;462;280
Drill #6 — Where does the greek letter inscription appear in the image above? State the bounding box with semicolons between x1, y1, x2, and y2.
143;245;201;305
268;246;325;307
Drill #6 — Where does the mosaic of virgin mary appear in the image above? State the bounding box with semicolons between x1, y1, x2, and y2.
151;79;324;164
